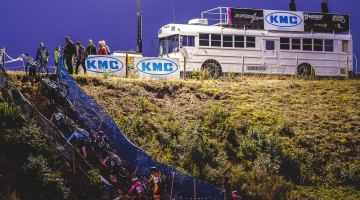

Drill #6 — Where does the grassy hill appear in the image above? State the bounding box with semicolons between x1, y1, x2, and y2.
8;73;360;199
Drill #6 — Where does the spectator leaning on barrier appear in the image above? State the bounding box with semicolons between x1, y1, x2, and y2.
64;36;76;74
97;41;107;55
85;39;97;58
321;0;329;13
75;41;86;74
289;0;296;11
53;46;61;68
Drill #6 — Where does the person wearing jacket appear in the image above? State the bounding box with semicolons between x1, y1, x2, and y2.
289;0;296;11
85;39;97;58
97;41;107;55
75;41;86;74
53;46;61;68
321;0;329;13
36;42;49;67
64;36;76;74
67;128;91;158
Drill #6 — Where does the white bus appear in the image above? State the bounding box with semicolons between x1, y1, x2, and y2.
158;7;353;77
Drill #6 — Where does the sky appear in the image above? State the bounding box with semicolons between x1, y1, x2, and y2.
0;0;359;72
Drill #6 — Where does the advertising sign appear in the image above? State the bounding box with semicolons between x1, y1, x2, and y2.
229;8;264;29
264;10;304;31
85;55;126;77
135;57;180;79
304;12;350;33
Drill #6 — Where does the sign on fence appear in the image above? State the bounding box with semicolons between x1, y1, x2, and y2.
85;55;181;79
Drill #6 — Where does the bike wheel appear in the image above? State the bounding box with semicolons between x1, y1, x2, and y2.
58;82;69;98
38;65;49;77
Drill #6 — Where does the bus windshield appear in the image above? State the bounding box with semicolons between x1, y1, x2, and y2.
159;35;179;56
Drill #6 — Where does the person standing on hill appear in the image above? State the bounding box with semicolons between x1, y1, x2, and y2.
64;36;76;74
85;39;97;58
53;46;61;68
321;0;329;13
36;42;49;68
75;41;86;74
289;0;296;11
97;41;107;55
102;40;111;55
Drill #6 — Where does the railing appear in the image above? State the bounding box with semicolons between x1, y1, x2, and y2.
201;7;229;25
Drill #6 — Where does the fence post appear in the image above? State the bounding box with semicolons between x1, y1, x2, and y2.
194;179;196;200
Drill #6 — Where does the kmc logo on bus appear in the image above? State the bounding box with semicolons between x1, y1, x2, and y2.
265;12;303;27
136;58;179;76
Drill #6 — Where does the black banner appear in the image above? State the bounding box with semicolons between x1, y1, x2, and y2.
304;12;350;33
230;8;264;29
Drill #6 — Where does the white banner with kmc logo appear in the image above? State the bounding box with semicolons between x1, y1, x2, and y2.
264;10;304;32
85;55;126;77
134;57;180;79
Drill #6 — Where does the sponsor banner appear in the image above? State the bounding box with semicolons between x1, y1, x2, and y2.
229;8;264;29
135;57;180;79
264;10;304;31
85;55;126;77
304;12;350;33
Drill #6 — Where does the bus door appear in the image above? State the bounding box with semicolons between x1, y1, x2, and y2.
262;39;280;73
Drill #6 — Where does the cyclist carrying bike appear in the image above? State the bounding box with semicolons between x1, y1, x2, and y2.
36;42;49;69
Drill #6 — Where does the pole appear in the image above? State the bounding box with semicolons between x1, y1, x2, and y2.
170;172;175;199
193;179;196;200
184;57;187;80
137;0;143;54
126;53;129;78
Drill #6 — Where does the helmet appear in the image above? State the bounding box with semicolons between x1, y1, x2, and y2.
132;177;138;182
150;167;158;172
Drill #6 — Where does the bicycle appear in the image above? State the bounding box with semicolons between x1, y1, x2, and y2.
21;54;49;77
40;77;69;99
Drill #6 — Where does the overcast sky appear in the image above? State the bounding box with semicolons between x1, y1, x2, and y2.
0;0;358;71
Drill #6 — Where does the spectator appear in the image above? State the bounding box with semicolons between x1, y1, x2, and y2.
64;36;76;74
127;177;146;200
97;41;107;55
67;128;91;158
36;42;49;68
75;41;86;74
223;176;232;200
53;46;61;68
24;54;36;83
289;0;296;11
85;39;97;58
102;40;111;55
321;0;329;13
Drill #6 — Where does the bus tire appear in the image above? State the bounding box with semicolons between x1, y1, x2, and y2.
297;63;315;78
202;61;222;78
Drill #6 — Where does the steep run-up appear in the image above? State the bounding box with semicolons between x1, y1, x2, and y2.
56;63;224;199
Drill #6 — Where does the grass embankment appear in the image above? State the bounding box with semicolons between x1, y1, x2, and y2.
10;73;360;199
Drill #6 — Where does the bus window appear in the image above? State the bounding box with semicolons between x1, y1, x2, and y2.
223;35;233;47
182;36;195;47
325;40;334;52
280;38;290;50
235;35;245;48
246;36;256;48
158;35;179;55
292;38;301;50
211;34;221;47
266;40;275;50
199;34;209;46
303;39;313;51
342;40;349;53
314;39;323;52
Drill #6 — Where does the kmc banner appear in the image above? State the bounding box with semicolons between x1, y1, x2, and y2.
229;8;264;29
85;55;126;77
304;12;350;33
264;10;304;31
135;57;180;79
